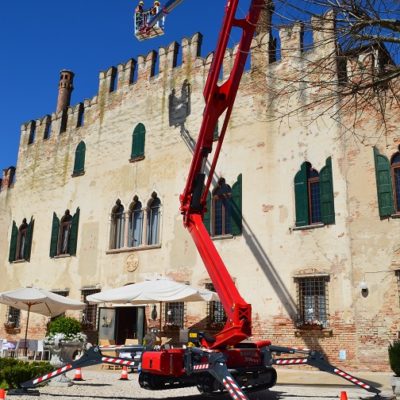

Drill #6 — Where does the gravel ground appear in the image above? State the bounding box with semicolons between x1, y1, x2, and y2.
10;368;395;400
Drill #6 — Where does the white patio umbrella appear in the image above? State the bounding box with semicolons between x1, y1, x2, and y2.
0;286;85;350
86;278;219;304
87;278;219;332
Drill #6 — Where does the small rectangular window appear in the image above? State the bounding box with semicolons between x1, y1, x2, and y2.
205;283;226;325
295;275;329;328
164;302;185;328
6;306;21;328
81;289;100;330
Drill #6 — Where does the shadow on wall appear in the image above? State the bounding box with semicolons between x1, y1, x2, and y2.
169;79;191;128
168;79;330;356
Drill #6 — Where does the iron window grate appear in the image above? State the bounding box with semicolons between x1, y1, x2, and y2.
164;302;185;328
295;276;329;328
81;289;100;330
205;283;226;324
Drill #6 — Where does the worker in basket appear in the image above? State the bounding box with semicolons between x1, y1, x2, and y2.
135;1;145;29
151;0;160;15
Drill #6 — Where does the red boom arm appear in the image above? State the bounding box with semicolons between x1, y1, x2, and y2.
180;0;263;349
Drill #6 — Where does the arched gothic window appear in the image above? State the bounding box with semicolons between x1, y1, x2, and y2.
9;218;34;262
130;123;146;161
110;200;125;249
72;141;86;176
50;209;80;257
128;196;144;247
294;158;335;227
212;178;232;236
203;175;242;237
147;193;161;245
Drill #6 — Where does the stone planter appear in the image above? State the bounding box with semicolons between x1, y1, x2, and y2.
46;341;85;387
391;376;400;399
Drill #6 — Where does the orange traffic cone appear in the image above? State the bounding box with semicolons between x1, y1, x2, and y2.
339;391;348;400
0;388;6;399
119;365;129;381
73;368;84;381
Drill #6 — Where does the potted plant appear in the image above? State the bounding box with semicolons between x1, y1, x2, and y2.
389;340;400;398
44;316;87;386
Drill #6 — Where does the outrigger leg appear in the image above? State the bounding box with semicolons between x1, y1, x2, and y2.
270;345;381;396
21;346;140;390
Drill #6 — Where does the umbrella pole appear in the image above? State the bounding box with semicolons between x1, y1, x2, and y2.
159;302;162;333
24;304;31;357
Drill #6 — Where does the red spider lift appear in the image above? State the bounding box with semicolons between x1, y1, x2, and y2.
21;1;382;399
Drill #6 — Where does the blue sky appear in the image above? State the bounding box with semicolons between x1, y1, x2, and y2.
0;0;253;170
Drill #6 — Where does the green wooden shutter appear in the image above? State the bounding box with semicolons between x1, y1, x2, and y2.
131;123;146;159
231;174;242;236
69;207;80;256
50;213;60;258
24;218;34;261
320;157;335;225
294;162;309;227
9;221;18;262
203;191;211;234
73;141;86;175
374;147;394;218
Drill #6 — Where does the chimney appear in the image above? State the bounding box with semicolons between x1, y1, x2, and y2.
56;70;74;114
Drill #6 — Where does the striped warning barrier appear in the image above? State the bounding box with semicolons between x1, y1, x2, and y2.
193;363;210;370
32;364;73;385
101;357;136;366
274;358;308;365
222;376;248;400
334;368;371;390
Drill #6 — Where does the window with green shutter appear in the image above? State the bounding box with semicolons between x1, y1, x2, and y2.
374;147;394;218
203;192;211;235
231;174;242;236
9;221;18;263
212;178;232;236
320;157;335;225
209;176;242;237
50;208;80;257
72;141;86;176
130;123;146;161
294;162;309;227
294;158;335;227
69;208;80;255
24;218;34;261
50;213;60;258
9;218;34;263
391;146;400;214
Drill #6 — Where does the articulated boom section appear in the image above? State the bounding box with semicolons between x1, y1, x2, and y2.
180;0;264;349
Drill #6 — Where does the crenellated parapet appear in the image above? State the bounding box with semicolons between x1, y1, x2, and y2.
16;11;390;161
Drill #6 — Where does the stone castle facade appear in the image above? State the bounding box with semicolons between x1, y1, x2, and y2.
0;9;399;371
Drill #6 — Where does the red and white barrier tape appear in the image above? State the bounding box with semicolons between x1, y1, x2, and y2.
32;364;72;385
275;358;308;365
102;357;136;366
334;368;371;390
223;376;248;400
193;363;210;370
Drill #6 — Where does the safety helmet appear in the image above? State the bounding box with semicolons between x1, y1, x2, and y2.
139;1;144;4
154;0;160;5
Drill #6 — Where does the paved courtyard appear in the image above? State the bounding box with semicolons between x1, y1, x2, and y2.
12;367;395;400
